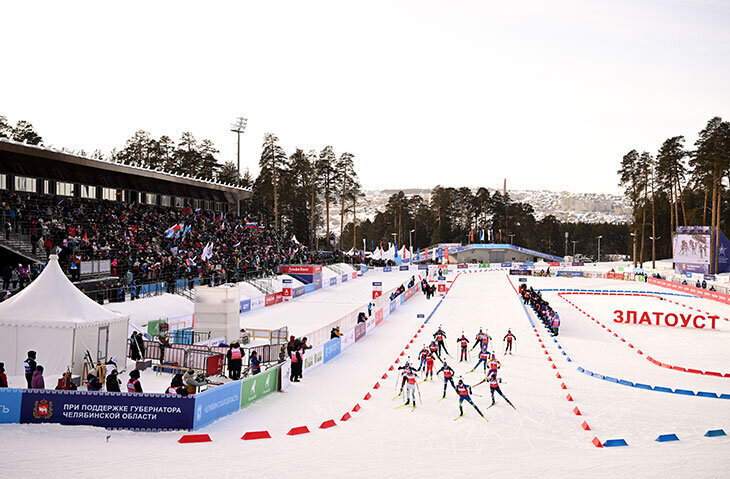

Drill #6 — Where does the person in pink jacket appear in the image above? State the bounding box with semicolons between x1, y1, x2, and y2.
31;365;45;389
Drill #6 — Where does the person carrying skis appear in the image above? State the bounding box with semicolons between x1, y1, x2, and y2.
457;332;470;362
455;377;486;420
433;326;449;357
503;329;516;355
471;342;491;373
437;361;457;398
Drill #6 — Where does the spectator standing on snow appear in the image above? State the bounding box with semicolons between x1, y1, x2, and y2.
127;370;143;393
250;351;261;375
24;350;37;388
130;332;141;361
0;362;8;388
226;342;244;380
31;365;45;389
106;369;121;392
135;332;146;359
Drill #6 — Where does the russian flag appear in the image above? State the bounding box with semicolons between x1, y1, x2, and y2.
245;222;258;229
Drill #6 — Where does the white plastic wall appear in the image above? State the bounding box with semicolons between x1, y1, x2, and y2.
194;285;240;342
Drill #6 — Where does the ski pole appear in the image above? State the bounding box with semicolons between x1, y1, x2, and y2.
416;382;422;405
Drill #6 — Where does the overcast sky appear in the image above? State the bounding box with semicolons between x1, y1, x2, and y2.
2;0;729;194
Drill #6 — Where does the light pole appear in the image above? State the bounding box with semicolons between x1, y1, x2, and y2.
409;229;415;258
564;232;569;257
596;235;603;263
629;232;637;267
571;240;578;258
230;116;248;173
649;236;660;269
509;234;515;245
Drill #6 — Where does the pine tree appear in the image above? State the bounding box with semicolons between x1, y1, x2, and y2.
175;132;201;177
12;120;42;145
618;150;642;266
316;146;338;249
0;115;12;138
259;133;287;232
217;161;241;185
197;139;220;180
336;152;359;249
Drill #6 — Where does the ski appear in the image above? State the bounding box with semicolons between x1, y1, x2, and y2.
392;393;403;400
485;403;496;410
438;396;447;402
395;403;411;409
411;405;417;412
453;414;465;421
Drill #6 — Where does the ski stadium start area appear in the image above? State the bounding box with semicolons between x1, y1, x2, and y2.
1;270;729;478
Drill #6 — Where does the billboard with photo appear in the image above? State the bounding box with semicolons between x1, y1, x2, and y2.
673;232;711;274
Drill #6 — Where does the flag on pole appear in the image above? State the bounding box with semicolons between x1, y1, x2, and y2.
470;230;474;242
164;224;182;238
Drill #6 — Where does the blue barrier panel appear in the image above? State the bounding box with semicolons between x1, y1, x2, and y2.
618;380;634;387
400;294;406;305
20;389;194;430
673;389;695;396
417;314;425;318
593;373;605;380
704;429;726;437
383;267;392;272
304;284;315;294
653;386;673;393
418;265;429;270
561;351;567;356
193;380;242;429
323;337;341;364
0;388;23;423
633;383;652;390
293;286;305;298
566;357;572;362
697;391;718;398
341;274;348;282
240;299;251;314
656;434;679;442
330;277;337;286
603;376;619;383
389;301;397;313
720;394;730;399
603;439;628;447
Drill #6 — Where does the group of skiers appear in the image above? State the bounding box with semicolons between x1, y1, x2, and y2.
394;325;516;419
522;284;560;336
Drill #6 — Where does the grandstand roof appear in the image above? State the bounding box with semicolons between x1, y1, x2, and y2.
0;139;251;203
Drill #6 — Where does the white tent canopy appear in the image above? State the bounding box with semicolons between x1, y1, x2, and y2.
0;255;129;376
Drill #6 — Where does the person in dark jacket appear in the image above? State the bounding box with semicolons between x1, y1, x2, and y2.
226;342;244;380
135;332;146;359
250;351;261;375
0;362;8;388
127;369;143;393
166;373;188;395
31;365;45;389
106;369;121;392
24;351;37;388
130;332;141;361
86;368;103;391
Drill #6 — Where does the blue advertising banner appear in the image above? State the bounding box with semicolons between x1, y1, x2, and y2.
519;278;527;283
383;267;392;273
509;269;532;276
501;262;512;267
193;380;242;429
20;390;195;431
342;274;349;282
282;278;292;284
399;265;409;271
389;301;397;313
572;262;585;266
240;299;251;314
360;265;369;274
313;274;323;290
418;264;429;270
293;286;305;298
329;277;337;286
0;388;23;423
400;294;406;304
522;262;535;267
354;323;366;342
323;337;342;363
372;281;382;286
304;284;315;294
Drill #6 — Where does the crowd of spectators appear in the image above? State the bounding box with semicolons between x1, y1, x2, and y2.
521;283;561;336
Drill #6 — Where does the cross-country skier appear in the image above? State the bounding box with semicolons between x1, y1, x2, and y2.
486;354;501;379
397;359;413;395
455;377;487;420
433;326;449;357
429;340;440;360
457;332;470;362
437;361;457;398
424;351;435;381
418;346;429;370
471;342;491;373
403;367;419;408
471;328;486;351
503;330;516;355
487;372;514;408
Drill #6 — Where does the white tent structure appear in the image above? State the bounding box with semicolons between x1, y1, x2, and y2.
0;255;129;376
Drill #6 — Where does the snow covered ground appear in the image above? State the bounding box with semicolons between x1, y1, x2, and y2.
2;271;729;478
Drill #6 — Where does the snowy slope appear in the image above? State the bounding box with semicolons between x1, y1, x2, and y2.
2;271;729;478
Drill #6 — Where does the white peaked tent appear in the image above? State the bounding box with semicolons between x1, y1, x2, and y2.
0;255;129;376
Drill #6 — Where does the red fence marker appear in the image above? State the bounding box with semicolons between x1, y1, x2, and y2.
287;426;310;436
320;420;336;429
340;412;351;422
242;431;271;440
178;434;212;444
